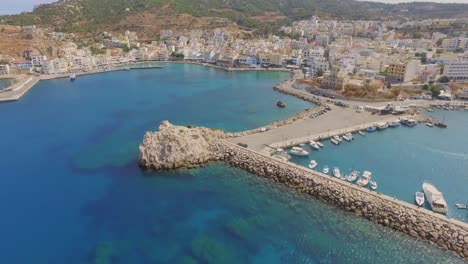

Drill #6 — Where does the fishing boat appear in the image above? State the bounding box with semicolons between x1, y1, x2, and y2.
340;173;347;181
422;182;448;214
377;122;388;130
388;121;400;128
316;141;324;148
370;181;378;190
426;122;434;127
70;73;76;81
367;126;377;132
333;167;341;178
289;147;309;156
455;203;467;209
415;192;425;207
309;141;320;150
358;131;366;136
331;138;340;145
347;171;359;182
357;171;372;187
322;166;330;174
308;160;318;169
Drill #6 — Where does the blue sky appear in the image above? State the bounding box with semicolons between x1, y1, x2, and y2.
1;0;468;15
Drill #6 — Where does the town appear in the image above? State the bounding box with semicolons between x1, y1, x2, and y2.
1;16;468;101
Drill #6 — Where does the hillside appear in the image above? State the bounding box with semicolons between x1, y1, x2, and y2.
1;0;468;36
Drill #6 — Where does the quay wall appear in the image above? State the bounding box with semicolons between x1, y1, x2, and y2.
214;140;468;260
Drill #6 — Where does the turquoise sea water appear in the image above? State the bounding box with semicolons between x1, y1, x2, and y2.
0;64;463;263
0;78;15;90
290;110;468;222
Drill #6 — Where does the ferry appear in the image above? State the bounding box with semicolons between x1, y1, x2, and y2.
322;166;330;174
415;192;425;207
367;126;377;132
333;167;341;178
289;147;309;156
357;171;372;187
308;160;318;169
370;181;378;190
377;122;388;130
70;73;76;81
422;182;448;214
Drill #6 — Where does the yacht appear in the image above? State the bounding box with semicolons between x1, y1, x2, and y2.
370;181;378;190
289;147;309;156
388;121;400;128
358;131;366;136
331;138;340;145
367;126;377;132
415;192;425;207
423;182;448;214
309;141;320;150
357;171;372;187
377;122;388;130
322;166;330;174
308;160;318;169
333;167;341;178
347;171;359;182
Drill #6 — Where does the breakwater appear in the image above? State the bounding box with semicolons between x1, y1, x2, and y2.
213;140;468;259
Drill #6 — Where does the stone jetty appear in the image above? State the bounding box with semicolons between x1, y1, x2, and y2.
138;121;468;260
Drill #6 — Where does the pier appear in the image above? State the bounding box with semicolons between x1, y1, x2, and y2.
0;76;40;102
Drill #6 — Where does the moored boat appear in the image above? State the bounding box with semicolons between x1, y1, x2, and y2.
358;131;366;136
345;132;353;140
316;141;324;148
357;171;372;187
422;182;448;214
388;121;400;127
309;141;320;150
415;192;425;207
70;73;76;81
340;173;347;181
342;134;351;141
367;126;377;132
426;122;434;127
308;160;318;169
407;119;417;127
455;203;467;209
322;166;329;174
333;167;341;178
370;181;377;190
377;122;388;130
347;171;359;182
289;147;309;156
331;138;340;145
272;148;291;161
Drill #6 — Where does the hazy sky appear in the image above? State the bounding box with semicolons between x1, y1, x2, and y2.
1;0;468;15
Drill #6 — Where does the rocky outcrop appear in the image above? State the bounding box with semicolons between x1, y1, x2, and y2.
138;121;226;169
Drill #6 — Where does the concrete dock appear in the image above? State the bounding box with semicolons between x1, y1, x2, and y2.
0;77;40;102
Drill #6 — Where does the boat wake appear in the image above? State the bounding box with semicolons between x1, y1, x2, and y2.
421;146;468;160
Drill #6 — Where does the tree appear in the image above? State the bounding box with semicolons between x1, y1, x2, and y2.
438;76;450;83
122;45;130;53
436;38;444;47
170;52;184;60
429;84;441;99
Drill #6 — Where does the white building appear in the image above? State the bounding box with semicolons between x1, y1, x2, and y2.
43;59;68;74
31;55;48;66
315;35;330;46
0;64;10;75
443;60;468;81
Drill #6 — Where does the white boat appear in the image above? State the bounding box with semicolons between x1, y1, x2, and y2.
322;166;329;174
426;122;434;127
316;142;324;148
415;192;425;207
357;171;372;187
70;73;76;81
335;135;343;142
340;173;347;181
388;121;400;128
426;108;434;112
331;138;339;145
345;133;353;140
342;135;351;141
377;122;388;130
347;171;359;182
358;131;366;136
309;141;320;150
455;203;467;209
333;167;341;178
423;182;448;214
370;181;377;190
289;147;309;156
272;148;291;161
308;160;318;169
